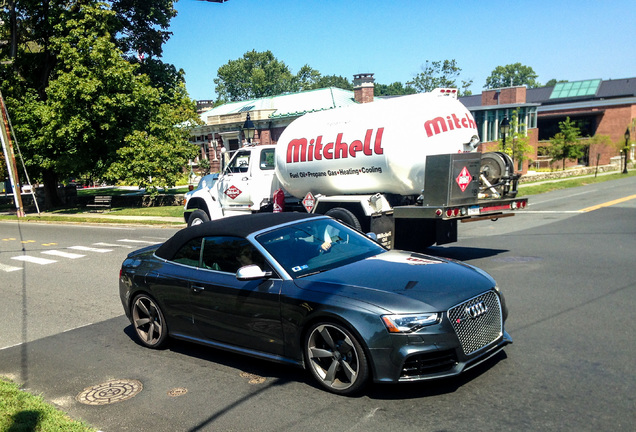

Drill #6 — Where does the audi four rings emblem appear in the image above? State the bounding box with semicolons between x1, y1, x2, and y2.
465;301;488;319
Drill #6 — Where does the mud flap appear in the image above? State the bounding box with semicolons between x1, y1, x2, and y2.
370;213;394;249
435;219;457;245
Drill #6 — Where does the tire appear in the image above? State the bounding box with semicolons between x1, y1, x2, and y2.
304;322;369;395
187;209;210;227
324;207;362;231
131;294;168;349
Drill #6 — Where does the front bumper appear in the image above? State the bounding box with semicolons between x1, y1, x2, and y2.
369;290;511;383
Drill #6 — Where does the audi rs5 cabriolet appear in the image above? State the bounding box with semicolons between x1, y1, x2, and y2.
119;212;511;395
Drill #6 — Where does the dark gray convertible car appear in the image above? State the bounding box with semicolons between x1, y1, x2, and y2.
119;213;511;395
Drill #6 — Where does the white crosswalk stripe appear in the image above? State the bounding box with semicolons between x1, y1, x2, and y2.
118;239;159;244
41;250;85;259
1;237;156;272
68;246;112;253
0;262;22;272
93;242;134;249
11;255;57;265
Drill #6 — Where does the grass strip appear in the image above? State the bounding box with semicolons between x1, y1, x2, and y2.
0;377;95;432
518;171;636;197
0;214;184;225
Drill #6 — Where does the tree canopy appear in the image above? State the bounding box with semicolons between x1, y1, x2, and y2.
213;53;473;102
485;63;540;89
410;60;473;96
0;0;198;206
547;117;585;170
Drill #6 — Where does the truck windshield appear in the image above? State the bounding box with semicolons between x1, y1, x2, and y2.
256;219;385;278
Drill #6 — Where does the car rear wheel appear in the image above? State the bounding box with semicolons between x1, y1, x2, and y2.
131;294;168;349
187;209;210;226
304;322;369;395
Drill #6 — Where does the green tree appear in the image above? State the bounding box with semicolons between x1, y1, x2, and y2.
2;1;197;205
410;60;473;96
485;63;540;89
544;79;568;87
310;74;353;91
214;50;296;102
105;81;198;193
293;64;322;92
110;0;177;60
374;82;416;96
497;110;533;170
548;117;584;170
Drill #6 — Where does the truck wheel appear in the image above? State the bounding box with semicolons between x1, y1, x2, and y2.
187;209;210;226
325;208;362;231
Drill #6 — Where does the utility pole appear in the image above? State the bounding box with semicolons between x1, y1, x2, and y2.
0;90;25;217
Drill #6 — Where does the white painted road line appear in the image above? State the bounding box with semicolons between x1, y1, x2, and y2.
69;246;112;253
93;242;134;248
118;239;159;244
0;262;22;272
41;250;85;259
11;255;57;265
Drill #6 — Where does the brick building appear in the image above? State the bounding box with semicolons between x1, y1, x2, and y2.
459;77;636;172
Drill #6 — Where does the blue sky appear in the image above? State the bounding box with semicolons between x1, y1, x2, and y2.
161;0;636;101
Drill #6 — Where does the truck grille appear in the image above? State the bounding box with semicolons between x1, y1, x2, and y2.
448;291;502;355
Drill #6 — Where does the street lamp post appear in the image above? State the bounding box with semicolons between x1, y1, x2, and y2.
623;127;630;174
243;113;255;144
500;116;510;152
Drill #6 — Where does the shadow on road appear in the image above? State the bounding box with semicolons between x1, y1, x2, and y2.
426;246;509;262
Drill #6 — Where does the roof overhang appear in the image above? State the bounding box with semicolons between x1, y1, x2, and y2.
205;109;276;126
538;110;605;119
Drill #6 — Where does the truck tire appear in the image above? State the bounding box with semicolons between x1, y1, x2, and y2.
187;209;210;226
325;207;362;231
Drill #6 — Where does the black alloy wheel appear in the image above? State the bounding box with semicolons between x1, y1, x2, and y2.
305;322;369;395
131;294;168;349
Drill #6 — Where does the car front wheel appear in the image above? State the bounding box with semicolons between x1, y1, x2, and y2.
304;322;369;395
187;209;210;226
131;294;168;349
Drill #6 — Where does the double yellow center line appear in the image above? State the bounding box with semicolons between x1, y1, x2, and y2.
579;194;636;212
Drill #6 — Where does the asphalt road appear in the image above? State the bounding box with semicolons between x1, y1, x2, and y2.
1;177;635;431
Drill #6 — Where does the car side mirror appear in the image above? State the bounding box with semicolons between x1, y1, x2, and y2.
236;264;272;281
366;232;378;241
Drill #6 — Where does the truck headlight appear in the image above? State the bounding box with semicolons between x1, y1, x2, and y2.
382;313;440;333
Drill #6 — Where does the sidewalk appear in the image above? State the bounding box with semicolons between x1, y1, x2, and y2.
0;210;185;224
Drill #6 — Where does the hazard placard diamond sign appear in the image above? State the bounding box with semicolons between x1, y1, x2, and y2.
224;185;242;199
455;166;472;192
302;192;315;213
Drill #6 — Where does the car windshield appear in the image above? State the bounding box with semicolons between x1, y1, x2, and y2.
256;218;385;278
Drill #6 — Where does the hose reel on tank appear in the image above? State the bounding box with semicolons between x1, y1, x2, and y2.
479;152;520;199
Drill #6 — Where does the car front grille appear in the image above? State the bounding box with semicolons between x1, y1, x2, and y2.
448;290;502;355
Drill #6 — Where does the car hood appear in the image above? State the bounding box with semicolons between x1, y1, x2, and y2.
293;250;496;313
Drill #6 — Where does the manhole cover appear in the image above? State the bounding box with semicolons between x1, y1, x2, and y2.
76;379;143;405
167;387;188;397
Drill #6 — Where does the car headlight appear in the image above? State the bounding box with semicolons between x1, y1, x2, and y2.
381;313;440;333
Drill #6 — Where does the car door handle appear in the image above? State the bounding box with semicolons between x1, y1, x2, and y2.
192;286;205;293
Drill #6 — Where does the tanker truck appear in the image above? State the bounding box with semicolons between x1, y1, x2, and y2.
184;89;527;251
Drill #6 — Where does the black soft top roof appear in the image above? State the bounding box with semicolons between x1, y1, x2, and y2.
155;212;319;260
